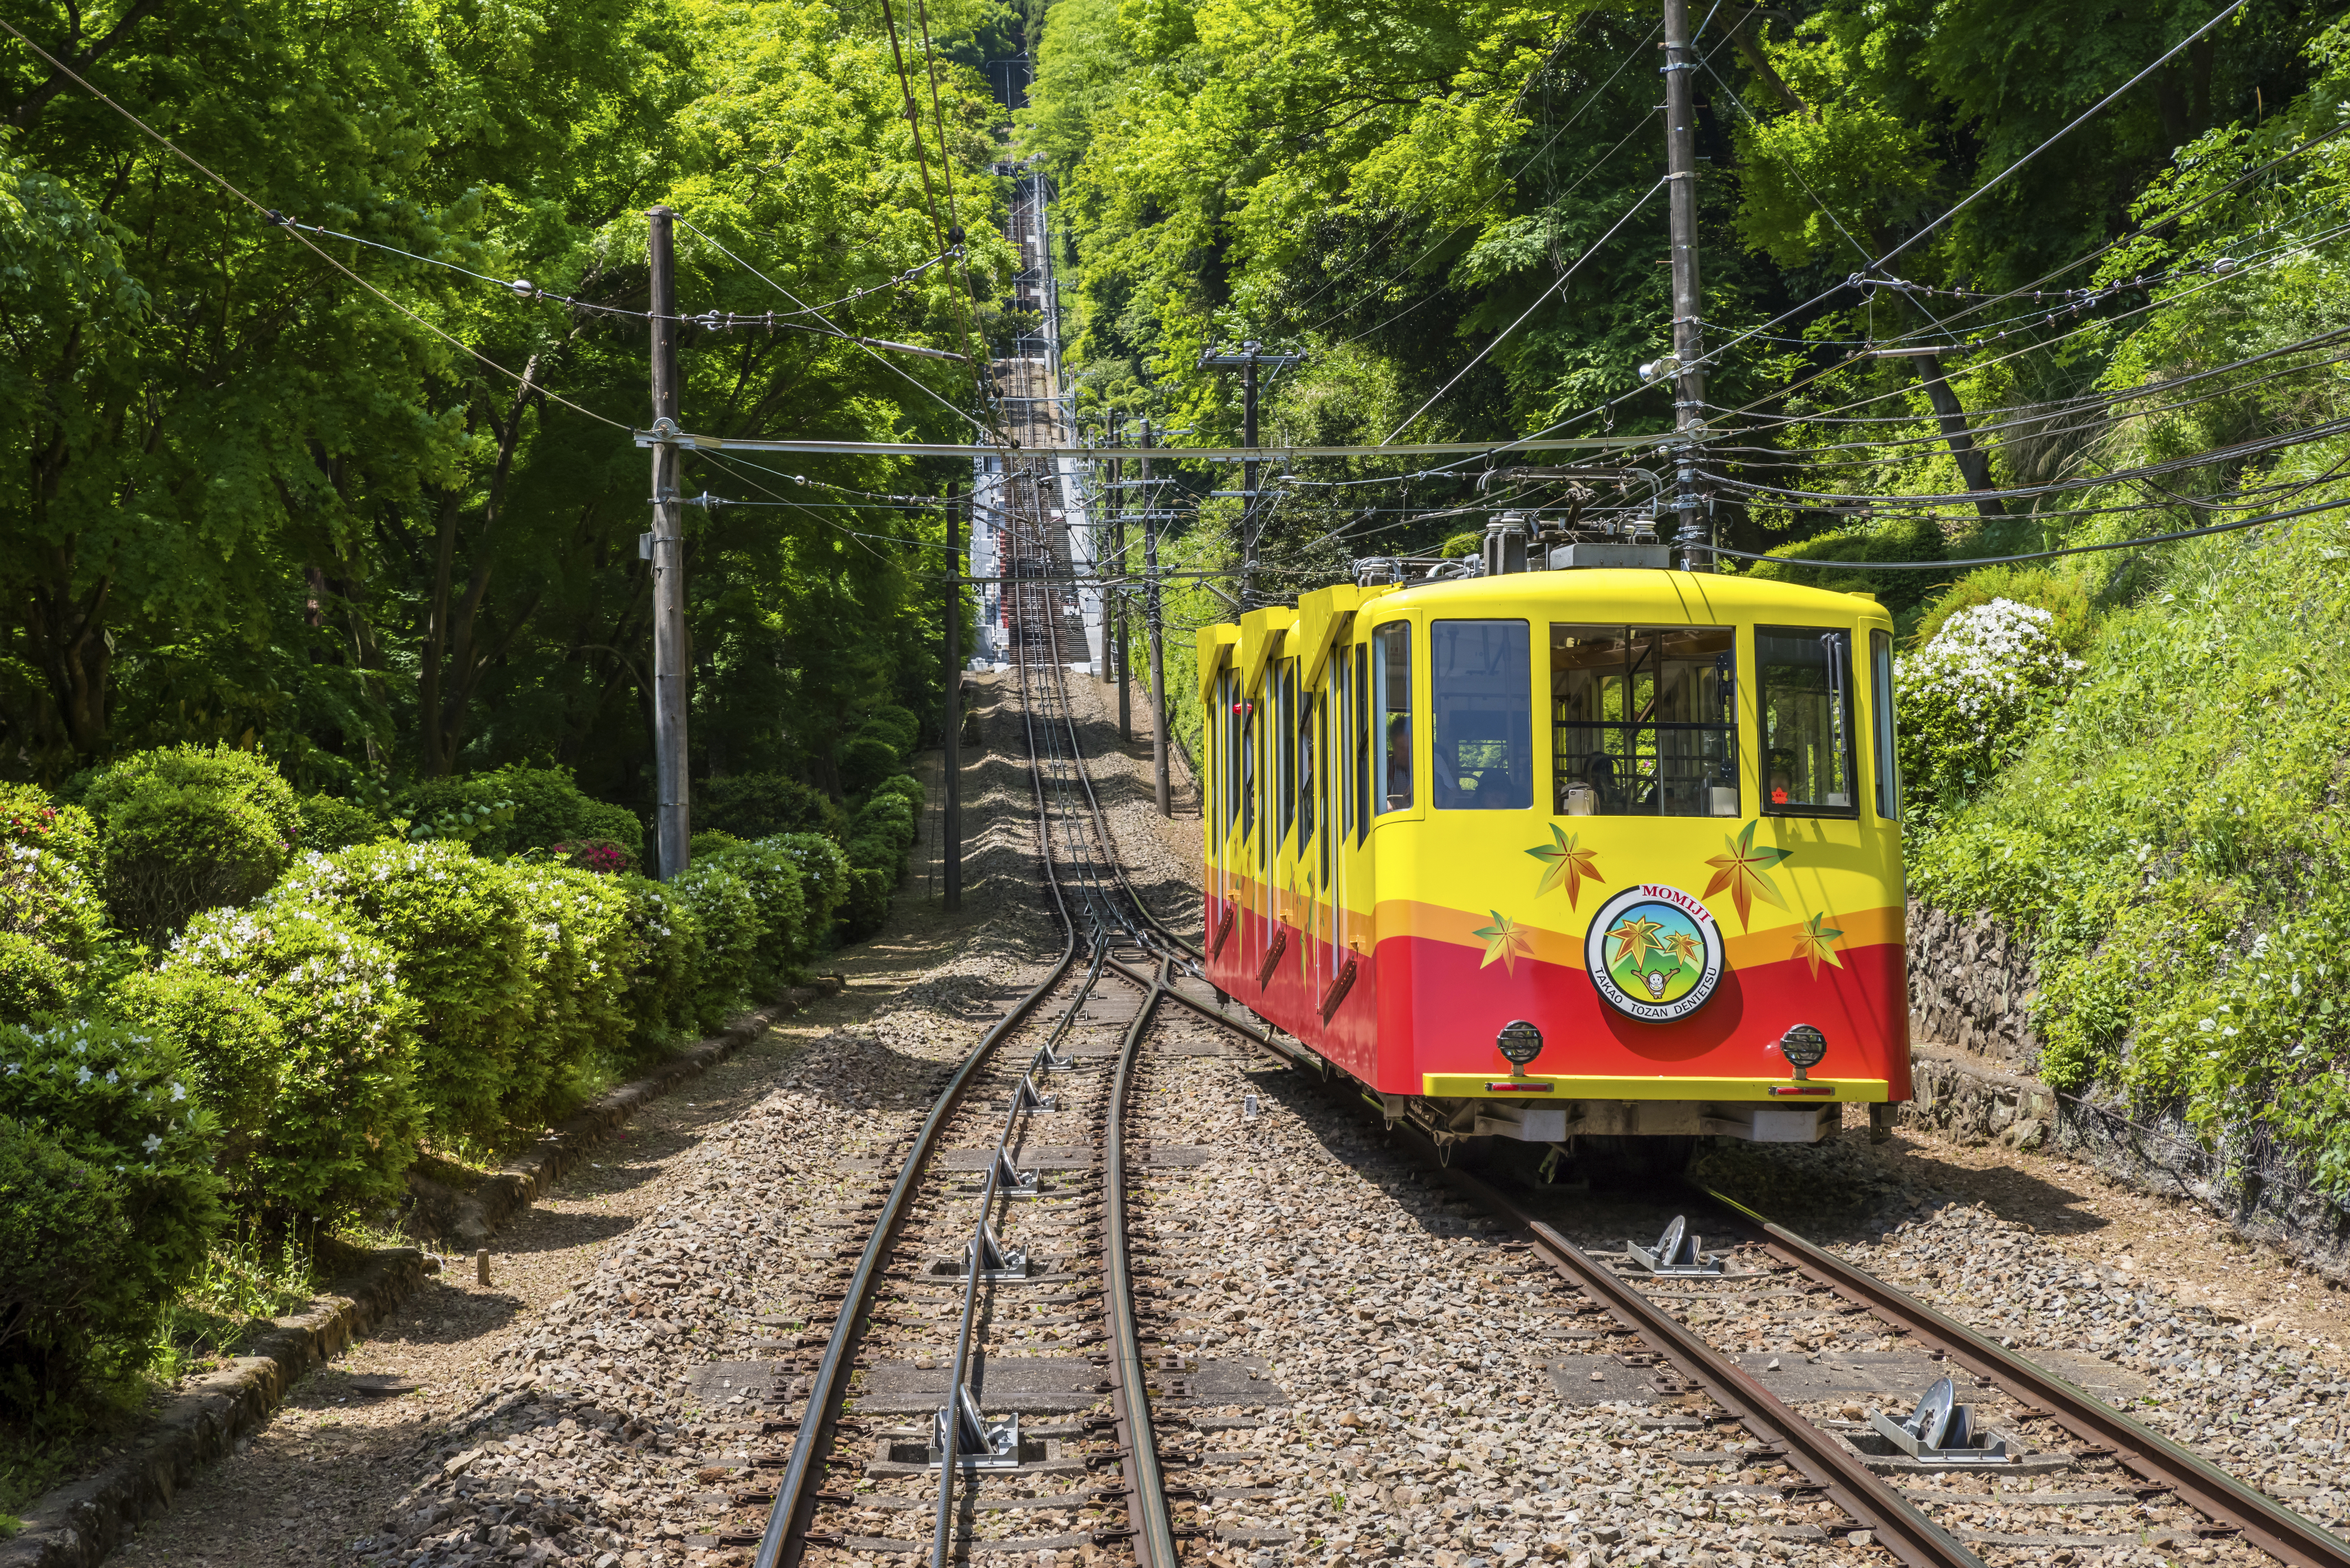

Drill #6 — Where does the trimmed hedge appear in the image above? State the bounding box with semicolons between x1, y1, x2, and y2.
82;746;301;940
670;860;758;1030
273;842;529;1145
0;1019;221;1395
698;773;848;842
135;901;422;1216
402;764;644;862
296;792;394;854
705;838;811;990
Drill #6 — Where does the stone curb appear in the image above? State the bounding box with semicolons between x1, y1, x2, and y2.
0;976;846;1568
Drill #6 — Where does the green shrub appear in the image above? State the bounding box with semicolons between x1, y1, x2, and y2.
850;793;918;863
499;862;633;1124
82;746;301;940
108;966;278;1186
770;833;850;937
838;865;894;939
273;842;529;1145
837;735;900;797
0;1117;128;1406
146;901;421;1218
0;932;72;1022
669;861;757;1029
0;842;108;956
860;704;920;759
614;874;701;1059
698;773;847;842
295;792;393;854
871;773;924;812
0;784;101;883
689;830;742;859
401;765;644;862
1894;598;2083;830
0;1019;222;1402
707;839;811;985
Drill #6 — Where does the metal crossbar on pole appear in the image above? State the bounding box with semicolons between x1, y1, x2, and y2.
627;432;1650;459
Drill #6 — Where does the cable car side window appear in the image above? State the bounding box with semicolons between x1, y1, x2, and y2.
1757;627;1857;817
1354;642;1373;839
1551;625;1737;816
1871;629;1901;822
1372;621;1413;813
1431;620;1532;810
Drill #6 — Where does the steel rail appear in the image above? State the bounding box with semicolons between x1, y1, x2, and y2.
753;924;1077;1568
1039;648;1201;961
1414;1145;1987;1568
929;943;1114;1567
760;387;1086;1568
1698;1185;2350;1568
1101;959;1181;1568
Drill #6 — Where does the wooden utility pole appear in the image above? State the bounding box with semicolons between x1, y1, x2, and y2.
1110;424;1131;741
647;205;691;877
943;479;963;912
1143;418;1170;818
1198;341;1302;610
1663;0;1711;572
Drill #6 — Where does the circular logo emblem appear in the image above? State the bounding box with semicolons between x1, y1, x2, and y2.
1585;883;1725;1023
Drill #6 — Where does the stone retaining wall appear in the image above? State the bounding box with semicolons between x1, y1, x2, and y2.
1904;902;2350;1280
1906;898;2039;1069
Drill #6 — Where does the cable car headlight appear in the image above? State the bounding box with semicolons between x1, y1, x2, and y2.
1779;1023;1827;1081
1496;1019;1544;1072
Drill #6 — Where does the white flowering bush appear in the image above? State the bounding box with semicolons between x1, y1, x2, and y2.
118;901;422;1216
272;840;528;1144
0;1018;221;1396
615;874;703;1061
704;838;812;988
770;831;851;933
1895;598;2084;826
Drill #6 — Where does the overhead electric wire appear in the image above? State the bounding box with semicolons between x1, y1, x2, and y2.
0;16;633;432
1383;177;1667;444
672;213;989;435
1721;488;2350;571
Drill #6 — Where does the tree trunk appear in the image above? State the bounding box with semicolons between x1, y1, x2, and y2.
22;566;112;759
1913;352;2003;527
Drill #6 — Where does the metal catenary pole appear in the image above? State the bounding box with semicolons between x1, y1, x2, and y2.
647;205;691;877
943;479;963;912
1143;418;1170;818
1663;0;1711;572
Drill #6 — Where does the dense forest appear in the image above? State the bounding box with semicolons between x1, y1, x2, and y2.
0;0;1026;803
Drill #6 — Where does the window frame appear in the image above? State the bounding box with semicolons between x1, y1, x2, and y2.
1755;623;1860;821
1870;627;1901;823
1547;623;1740;819
1430;617;1535;813
1371;618;1415;817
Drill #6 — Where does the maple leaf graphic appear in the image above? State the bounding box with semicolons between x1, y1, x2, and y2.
1702;820;1792;930
1526;824;1605;907
1791;911;1846;977
1661;929;1703;970
1606;911;1667;972
1472;911;1535;975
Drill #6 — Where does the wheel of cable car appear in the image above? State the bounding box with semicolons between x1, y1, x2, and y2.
1197;554;1909;1156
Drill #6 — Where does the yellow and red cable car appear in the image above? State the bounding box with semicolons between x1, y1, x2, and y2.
1198;560;1908;1150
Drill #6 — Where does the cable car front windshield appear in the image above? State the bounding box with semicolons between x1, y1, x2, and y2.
1551;625;1738;817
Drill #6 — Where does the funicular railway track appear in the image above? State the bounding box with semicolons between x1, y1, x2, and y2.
750;277;1275;1568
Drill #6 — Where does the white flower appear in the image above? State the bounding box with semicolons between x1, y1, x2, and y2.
143;1133;163;1154
74;1066;92;1086
170;1082;186;1102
